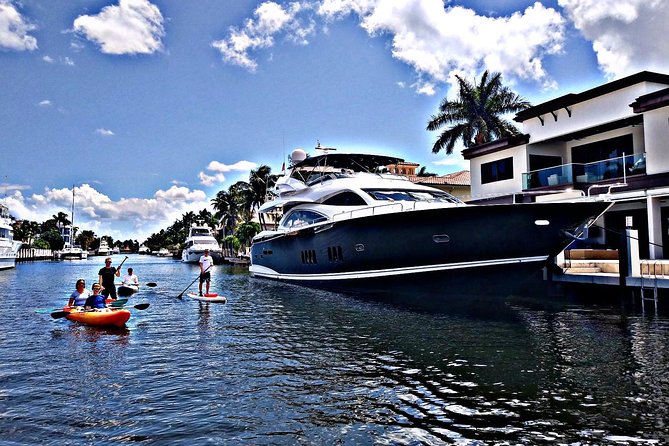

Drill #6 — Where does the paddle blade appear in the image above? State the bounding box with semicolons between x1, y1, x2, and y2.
50;311;70;319
145;282;157;287
134;303;150;310
110;299;128;308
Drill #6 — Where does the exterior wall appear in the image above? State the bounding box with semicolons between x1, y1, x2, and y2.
523;82;669;144
643;106;669;175
469;145;527;199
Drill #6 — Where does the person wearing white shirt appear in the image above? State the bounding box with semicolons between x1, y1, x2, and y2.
122;267;139;288
198;248;214;296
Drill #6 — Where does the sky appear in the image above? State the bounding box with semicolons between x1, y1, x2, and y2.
2;0;669;243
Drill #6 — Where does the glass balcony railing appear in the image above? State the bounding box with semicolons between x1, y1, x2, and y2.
522;153;646;189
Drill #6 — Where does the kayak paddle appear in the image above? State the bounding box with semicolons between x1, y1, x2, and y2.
177;266;211;299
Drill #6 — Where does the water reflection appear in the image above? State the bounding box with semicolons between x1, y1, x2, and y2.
1;256;669;444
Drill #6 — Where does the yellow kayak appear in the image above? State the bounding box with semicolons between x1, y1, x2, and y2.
63;307;131;327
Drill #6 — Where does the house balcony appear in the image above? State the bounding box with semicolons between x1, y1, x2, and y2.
523;153;646;190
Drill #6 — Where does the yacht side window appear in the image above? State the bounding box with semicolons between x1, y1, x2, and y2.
281;210;328;229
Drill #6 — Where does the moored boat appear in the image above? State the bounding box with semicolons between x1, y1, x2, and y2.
156;248;170;257
181;223;223;264
0;204;21;271
63;307;131;327
55;189;87;260
96;238;111;256
249;147;612;293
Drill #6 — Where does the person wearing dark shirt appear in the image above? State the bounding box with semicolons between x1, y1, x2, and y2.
98;257;120;300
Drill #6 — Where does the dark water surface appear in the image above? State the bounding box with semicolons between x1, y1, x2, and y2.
1;255;668;445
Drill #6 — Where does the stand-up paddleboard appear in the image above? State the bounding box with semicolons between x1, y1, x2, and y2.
186;292;227;303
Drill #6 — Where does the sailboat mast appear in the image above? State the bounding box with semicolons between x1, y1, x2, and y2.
71;185;75;227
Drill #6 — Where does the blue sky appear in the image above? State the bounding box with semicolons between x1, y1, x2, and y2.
2;0;668;243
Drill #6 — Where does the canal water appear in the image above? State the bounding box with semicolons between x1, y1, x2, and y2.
1;254;668;445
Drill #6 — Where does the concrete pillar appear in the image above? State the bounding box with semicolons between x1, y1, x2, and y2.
628;229;640;277
647;195;663;259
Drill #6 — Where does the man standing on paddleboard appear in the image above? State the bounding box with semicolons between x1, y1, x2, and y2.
199;248;214;296
98;257;121;300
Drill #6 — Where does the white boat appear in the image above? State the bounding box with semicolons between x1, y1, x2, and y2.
96;238;111;256
181;223;222;263
156;248;170;257
249;147;612;293
0;204;22;270
55;188;88;260
56;225;88;260
138;245;150;254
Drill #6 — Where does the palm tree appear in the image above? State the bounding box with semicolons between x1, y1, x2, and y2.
427;70;530;154
211;190;237;236
52;211;71;229
248;165;275;211
417;166;437;177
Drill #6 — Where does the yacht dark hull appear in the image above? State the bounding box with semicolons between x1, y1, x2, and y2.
250;201;610;292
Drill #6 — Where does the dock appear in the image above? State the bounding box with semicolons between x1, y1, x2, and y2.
548;228;669;309
16;248;53;262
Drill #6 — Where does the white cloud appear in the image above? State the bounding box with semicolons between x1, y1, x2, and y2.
206;160;257;173
0;0;37;51
95;128;114;136
558;0;669;78
217;1;564;93
344;0;564;94
72;0;164;55
42;55;54;63
38;100;52;107
211;1;314;71
7;184;211;242
198;171;227;187
198;160;257;187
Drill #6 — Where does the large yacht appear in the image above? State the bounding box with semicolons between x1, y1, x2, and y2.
249;147;612;292
181;223;222;263
0;204;22;270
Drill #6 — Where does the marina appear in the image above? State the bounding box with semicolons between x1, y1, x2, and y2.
1;254;669;444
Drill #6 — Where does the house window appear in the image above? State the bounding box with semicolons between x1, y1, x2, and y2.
529;154;562;171
481;157;513;184
572;134;633;163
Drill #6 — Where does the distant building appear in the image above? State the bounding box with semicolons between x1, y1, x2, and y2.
462;71;669;259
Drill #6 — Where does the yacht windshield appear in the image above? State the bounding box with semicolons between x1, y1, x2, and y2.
281;210;328;229
364;189;462;203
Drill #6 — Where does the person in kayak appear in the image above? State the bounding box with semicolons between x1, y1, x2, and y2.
121;267;139;288
84;283;107;310
68;278;91;307
198;248;214;296
98;257;120;300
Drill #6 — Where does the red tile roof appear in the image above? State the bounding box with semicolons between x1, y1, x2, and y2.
408;170;470;186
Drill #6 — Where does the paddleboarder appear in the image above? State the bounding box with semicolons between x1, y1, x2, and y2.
198;248;214;296
98;257;121;300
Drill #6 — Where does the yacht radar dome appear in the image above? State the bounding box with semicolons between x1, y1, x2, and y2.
290;148;307;164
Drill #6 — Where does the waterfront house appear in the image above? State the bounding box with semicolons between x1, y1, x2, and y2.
462;71;669;262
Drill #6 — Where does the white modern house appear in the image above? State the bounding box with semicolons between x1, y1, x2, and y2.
462;71;669;261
